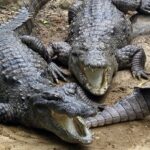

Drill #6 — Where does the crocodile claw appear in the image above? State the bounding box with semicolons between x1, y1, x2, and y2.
132;70;150;80
47;62;67;83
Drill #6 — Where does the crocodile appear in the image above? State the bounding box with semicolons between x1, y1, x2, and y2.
85;86;150;128
49;0;150;96
0;0;98;144
79;14;150;131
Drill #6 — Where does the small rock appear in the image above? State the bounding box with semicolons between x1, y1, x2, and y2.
58;0;73;10
95;136;100;140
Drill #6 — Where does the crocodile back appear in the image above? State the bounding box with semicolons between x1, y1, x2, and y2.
0;0;51;101
68;0;132;95
0;31;49;101
69;0;131;52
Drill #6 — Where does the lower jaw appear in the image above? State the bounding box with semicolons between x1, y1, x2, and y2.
85;84;108;96
51;112;92;144
58;127;92;144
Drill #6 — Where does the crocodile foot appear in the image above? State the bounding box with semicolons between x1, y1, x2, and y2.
47;62;67;83
132;70;150;80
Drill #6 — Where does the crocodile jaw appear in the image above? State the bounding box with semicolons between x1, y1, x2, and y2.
51;111;92;144
83;66;112;95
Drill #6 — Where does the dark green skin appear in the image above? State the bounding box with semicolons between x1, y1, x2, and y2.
0;0;97;144
51;0;150;96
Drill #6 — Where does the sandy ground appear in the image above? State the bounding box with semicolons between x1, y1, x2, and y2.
0;0;150;149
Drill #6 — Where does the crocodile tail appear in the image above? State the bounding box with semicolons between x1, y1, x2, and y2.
85;87;150;128
28;0;50;16
0;0;50;34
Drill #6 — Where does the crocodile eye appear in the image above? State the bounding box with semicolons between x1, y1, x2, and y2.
65;88;76;95
71;50;84;57
72;51;79;57
68;88;76;94
42;92;63;101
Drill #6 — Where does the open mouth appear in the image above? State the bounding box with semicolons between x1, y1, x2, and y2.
51;111;92;144
81;65;110;95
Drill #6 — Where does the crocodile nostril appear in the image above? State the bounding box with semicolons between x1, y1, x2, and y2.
65;88;76;95
72;50;84;57
66;83;77;89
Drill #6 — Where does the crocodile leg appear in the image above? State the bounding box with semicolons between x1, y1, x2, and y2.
68;0;83;24
85;87;150;128
0;103;15;123
20;35;67;83
20;35;51;62
112;0;150;14
115;45;149;79
49;41;71;66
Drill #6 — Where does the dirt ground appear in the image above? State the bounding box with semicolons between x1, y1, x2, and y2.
0;0;150;150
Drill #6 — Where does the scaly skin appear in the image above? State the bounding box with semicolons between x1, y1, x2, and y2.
78;12;150;132
0;0;97;144
85;86;150;128
0;0;51;34
50;0;150;96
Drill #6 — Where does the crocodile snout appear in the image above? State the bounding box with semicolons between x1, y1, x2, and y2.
82;65;112;95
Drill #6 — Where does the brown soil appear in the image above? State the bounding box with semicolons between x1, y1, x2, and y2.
0;1;150;149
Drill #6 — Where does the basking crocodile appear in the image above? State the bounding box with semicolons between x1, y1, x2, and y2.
0;0;98;144
84;14;150;129
85;85;150;128
50;0;150;96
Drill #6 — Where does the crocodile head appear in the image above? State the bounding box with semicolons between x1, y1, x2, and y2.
24;83;96;144
69;47;118;96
